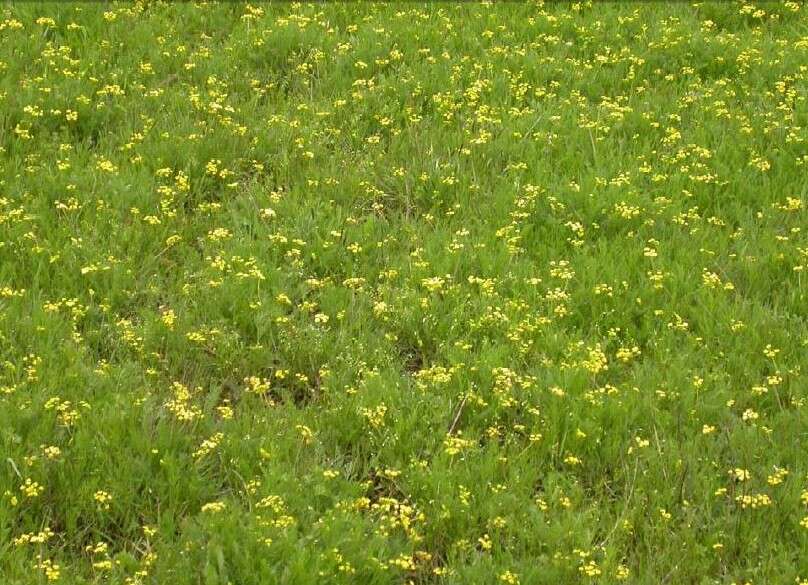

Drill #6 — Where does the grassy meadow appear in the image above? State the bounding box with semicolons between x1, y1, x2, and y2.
1;1;807;583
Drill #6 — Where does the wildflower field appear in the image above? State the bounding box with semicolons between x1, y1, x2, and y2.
1;1;807;583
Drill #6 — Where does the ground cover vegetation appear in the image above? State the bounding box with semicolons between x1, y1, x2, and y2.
1;1;807;584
